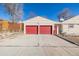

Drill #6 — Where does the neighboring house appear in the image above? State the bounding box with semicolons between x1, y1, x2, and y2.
8;22;23;32
0;19;23;32
8;22;19;32
23;16;60;35
61;15;79;35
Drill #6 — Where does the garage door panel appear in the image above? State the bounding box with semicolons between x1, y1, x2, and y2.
26;26;38;34
40;26;52;34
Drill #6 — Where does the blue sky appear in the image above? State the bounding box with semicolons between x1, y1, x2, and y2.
0;3;79;21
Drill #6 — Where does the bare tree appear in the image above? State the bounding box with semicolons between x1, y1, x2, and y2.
16;4;23;31
16;4;23;22
4;3;16;22
3;3;23;23
3;3;24;32
58;8;72;21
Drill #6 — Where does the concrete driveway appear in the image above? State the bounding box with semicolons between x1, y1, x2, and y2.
0;33;79;56
0;34;77;47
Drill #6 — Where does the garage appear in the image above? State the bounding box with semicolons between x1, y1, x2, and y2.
24;16;59;35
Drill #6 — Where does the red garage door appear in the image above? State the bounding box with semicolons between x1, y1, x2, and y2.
26;25;38;34
39;25;52;34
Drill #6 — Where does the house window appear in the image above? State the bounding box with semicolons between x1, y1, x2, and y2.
68;24;74;28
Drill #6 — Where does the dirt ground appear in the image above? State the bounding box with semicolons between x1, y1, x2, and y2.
0;32;21;39
58;34;79;45
64;35;79;45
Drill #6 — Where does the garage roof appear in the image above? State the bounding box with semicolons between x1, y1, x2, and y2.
23;16;59;25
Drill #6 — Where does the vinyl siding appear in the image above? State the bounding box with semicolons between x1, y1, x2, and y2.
62;24;79;35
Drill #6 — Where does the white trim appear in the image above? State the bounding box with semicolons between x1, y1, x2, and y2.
57;26;59;34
